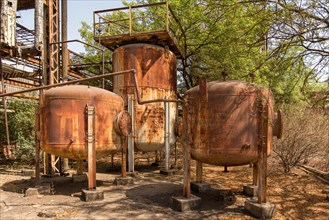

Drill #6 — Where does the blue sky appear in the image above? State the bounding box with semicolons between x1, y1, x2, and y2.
17;0;132;53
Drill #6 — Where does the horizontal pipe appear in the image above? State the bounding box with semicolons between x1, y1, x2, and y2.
0;69;182;104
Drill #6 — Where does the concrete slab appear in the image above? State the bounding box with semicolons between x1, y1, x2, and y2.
25;183;51;197
244;199;276;219
160;169;178;176
113;176;134;186
172;195;202;212
191;181;211;193
81;189;104;202
243;184;258;197
72;174;88;183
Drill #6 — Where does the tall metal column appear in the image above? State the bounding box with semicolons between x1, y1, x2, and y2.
86;105;96;189
127;95;135;173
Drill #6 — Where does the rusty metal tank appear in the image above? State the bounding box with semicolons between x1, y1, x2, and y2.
185;80;282;166
112;43;177;152
40;85;125;160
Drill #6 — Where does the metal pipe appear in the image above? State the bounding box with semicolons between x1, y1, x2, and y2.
86;105;96;189
182;100;191;198
127;95;135;173
164;100;170;171
35;0;43;51
61;0;68;82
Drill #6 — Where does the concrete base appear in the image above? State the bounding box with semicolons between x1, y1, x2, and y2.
172;195;202;212
160;169;177;176
113;176;134;186
243;184;258;197
72;174;88;183
25;184;51;197
81;189;104;202
22;169;35;176
191;181;211;193
244;199;276;219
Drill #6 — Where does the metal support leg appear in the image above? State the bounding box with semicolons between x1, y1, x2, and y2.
196;161;203;183
35;106;41;186
253;162;258;186
86;105;96;190
127;95;134;173
183;101;191;198
122;137;127;178
164;101;170;171
257;101;268;204
77;160;83;175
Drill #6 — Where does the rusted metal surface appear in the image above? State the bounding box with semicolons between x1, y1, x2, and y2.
86;105;96;189
113;44;177;152
182;100;191;198
258;99;268;203
41;85;124;160
114;110;132;137
35;106;41;186
196;161;203;183
185;80;276;166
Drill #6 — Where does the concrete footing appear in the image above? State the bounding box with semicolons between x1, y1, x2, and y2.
113;176;134;186
25;184;51;197
160;169;177;176
191;181;211;193
72;174;88;183
172;194;202;212
243;184;258;197
22;169;35;176
81;189;104;202
244;199;276;219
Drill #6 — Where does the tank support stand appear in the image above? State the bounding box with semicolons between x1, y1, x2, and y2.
191;161;211;193
243;163;259;197
81;105;104;202
244;100;275;218
172;100;201;212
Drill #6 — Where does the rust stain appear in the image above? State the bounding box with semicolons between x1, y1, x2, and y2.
185;80;276;166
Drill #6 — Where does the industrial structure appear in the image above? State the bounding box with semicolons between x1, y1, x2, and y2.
0;1;282;218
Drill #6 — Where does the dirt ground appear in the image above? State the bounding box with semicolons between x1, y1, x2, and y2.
0;156;328;220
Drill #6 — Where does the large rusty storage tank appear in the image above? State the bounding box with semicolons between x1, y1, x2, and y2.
112;43;177;152
41;85;125;160
185;80;281;166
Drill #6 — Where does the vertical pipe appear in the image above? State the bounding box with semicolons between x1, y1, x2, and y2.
121;137;127;178
0;56;10;158
61;0;68;82
166;1;169;31
128;95;134;173
102;50;105;88
182;100;191;198
164;101;170;171
35;0;44;51
86;105;96;189
196;161;203;183
35;106;41;186
61;0;69;171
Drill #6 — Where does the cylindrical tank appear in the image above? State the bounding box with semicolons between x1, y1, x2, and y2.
112;43;177;152
41;85;125;160
185;80;280;166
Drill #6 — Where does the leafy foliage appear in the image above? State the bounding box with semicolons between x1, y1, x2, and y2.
0;99;37;159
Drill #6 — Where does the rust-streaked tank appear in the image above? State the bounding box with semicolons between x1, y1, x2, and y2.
185;80;282;166
112;43;177;152
40;85;125;160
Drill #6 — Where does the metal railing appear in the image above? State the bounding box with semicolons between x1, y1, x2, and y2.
93;2;181;41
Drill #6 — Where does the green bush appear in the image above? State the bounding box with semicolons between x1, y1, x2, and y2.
0;99;37;160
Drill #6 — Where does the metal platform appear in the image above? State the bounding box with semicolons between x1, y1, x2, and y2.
93;2;184;59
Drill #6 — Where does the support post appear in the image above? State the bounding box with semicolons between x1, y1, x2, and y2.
35;106;41;186
77;160;83;174
196;161;202;183
86;105;96;190
164;100;170;171
257;99;268;204
121;136;127;178
127;95;134;173
253;162;258;186
182;100;190;198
